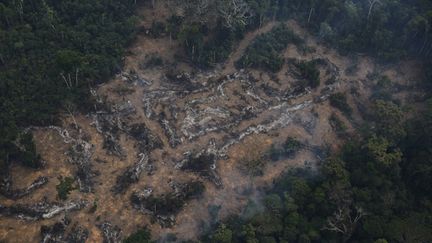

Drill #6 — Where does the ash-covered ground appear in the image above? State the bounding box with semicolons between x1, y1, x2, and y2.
0;3;424;242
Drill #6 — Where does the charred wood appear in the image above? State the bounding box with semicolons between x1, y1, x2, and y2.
158;112;181;148
176;140;222;187
131;181;204;227
40;219;89;243
0;199;87;220
66;139;95;193
0;176;48;199
127;123;163;153
112;153;153;194
98;222;122;243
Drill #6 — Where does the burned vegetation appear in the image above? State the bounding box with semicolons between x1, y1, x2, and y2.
112;153;154;194
0;19;364;240
131;181;204;227
0;25;351;239
128;123;163;152
0;176;48;200
0;199;87;221
41;219;89;243
1;0;427;241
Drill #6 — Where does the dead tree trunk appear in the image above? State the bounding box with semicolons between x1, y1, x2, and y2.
308;7;314;24
367;0;381;23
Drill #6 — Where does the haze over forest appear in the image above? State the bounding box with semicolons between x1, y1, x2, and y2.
0;0;432;242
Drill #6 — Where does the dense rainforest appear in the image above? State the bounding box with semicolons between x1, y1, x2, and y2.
0;0;138;173
201;101;432;242
165;0;432;68
1;0;432;242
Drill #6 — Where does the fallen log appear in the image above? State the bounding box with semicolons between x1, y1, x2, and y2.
0;199;87;220
0;176;48;200
98;222;122;243
112;153;153;194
